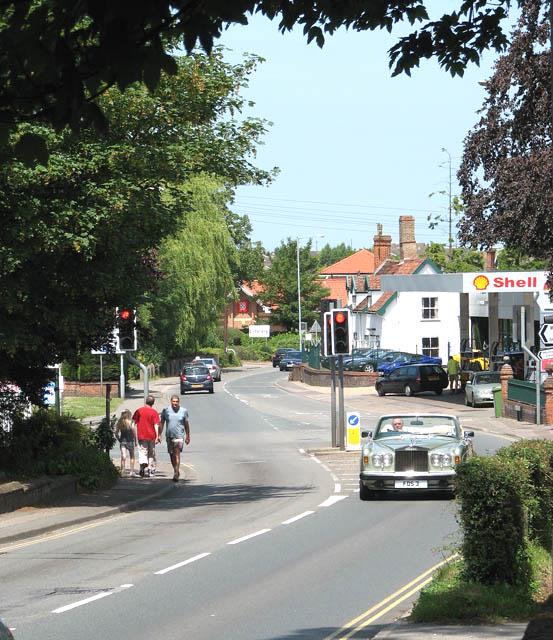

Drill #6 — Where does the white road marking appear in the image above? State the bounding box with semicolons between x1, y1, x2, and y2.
273;426;279;431
155;552;211;575
52;584;133;614
310;456;322;465
321;463;331;472
282;511;315;525
334;483;342;493
319;495;347;507
298;448;305;454
227;529;271;545
235;460;265;465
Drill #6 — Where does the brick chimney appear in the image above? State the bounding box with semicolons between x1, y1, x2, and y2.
485;248;496;271
399;215;417;260
373;223;392;270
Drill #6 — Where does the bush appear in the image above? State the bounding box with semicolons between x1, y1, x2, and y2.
456;455;532;587
0;409;119;490
497;440;553;549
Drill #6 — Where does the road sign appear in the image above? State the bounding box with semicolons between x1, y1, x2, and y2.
248;324;270;338
539;322;553;347
309;320;321;333
346;411;361;450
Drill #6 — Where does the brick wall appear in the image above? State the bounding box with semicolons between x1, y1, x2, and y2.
64;381;120;397
288;365;377;387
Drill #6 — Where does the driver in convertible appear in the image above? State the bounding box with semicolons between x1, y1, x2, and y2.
383;417;404;432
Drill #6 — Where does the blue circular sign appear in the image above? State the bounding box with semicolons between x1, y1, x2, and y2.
347;413;360;426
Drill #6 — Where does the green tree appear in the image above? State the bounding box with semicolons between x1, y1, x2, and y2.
458;1;552;274
424;243;484;273
496;248;548;271
144;175;236;356
224;209;266;286
0;51;273;397
318;243;355;268
260;239;329;332
0;2;523;151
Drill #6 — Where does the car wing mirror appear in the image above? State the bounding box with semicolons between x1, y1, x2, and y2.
463;430;475;438
361;430;372;439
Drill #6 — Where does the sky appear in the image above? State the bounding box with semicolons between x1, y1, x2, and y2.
218;8;504;253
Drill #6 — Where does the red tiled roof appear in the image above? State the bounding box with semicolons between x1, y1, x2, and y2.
353;297;371;312
370;258;426;290
368;292;396;313
321;249;375;275
320;277;348;305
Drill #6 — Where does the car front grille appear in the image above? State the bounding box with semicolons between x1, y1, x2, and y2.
395;449;428;472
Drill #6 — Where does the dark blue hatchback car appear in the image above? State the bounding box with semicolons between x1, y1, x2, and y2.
279;350;303;371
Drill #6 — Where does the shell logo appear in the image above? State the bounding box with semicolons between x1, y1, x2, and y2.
473;274;490;290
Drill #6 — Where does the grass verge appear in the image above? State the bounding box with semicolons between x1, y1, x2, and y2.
410;544;552;623
63;396;123;419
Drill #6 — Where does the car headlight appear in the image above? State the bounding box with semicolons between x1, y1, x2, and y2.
370;452;393;468
430;452;458;468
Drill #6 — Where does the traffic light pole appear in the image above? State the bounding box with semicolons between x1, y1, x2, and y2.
337;355;345;451
126;352;149;401
330;357;337;447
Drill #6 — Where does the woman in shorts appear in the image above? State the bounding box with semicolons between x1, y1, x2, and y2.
115;409;138;476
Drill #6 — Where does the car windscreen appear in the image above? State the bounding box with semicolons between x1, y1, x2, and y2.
184;367;209;376
286;351;302;358
199;359;215;366
375;416;459;439
473;372;500;385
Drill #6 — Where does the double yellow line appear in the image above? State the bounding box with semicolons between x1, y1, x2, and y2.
324;553;458;640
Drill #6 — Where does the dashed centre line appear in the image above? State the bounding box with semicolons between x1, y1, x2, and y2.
282;511;315;525
227;528;272;545
52;584;133;614
155;553;211;575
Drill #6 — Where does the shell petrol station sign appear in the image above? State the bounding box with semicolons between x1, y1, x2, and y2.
462;271;550;293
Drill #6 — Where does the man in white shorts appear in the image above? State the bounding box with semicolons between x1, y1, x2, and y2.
160;395;190;482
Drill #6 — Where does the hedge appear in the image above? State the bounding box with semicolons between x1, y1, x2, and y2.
497;440;553;549
455;455;532;586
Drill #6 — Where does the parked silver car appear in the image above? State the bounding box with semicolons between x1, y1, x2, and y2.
359;413;474;499
465;371;500;407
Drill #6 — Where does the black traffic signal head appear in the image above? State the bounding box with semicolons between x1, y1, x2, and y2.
331;308;351;355
117;307;136;351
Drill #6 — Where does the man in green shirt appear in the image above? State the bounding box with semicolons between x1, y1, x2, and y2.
447;356;460;393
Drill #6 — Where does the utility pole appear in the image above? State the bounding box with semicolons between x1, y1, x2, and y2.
442;147;453;254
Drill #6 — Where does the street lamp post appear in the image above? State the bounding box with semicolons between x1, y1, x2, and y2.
296;238;302;351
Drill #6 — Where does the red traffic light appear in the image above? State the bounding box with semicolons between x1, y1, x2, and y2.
119;308;132;321
334;311;346;324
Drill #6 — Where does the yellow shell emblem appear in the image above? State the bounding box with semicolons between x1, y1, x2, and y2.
473;274;490;290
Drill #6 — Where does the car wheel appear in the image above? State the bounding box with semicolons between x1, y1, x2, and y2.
180;388;186;395
209;388;214;394
404;384;413;397
359;480;374;501
471;395;476;408
376;384;385;397
363;363;375;373
435;388;443;395
465;394;470;406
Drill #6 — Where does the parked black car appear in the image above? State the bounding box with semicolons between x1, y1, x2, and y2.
180;364;214;395
279;350;303;371
272;347;296;368
375;363;448;397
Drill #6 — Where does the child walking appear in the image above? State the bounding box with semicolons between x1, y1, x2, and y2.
114;409;138;476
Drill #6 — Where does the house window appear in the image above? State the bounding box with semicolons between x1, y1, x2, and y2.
422;337;439;357
422;297;438;320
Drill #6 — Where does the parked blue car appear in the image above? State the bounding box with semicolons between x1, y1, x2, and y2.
377;352;442;374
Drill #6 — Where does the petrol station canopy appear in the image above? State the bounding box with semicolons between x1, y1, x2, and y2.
380;271;550;294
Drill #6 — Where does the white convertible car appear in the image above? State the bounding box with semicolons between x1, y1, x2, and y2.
359;413;474;499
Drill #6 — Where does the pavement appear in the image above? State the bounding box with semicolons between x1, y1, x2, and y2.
1;364;550;639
